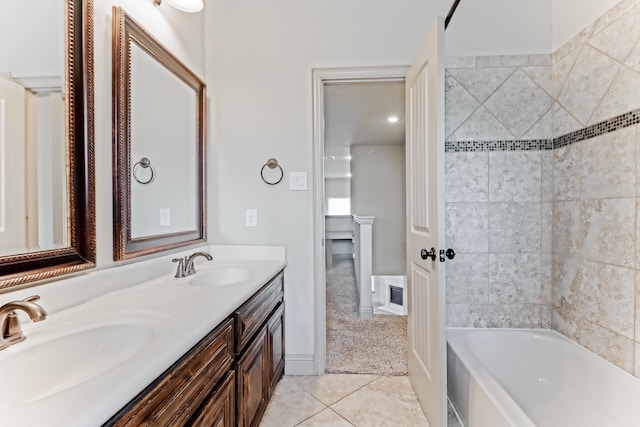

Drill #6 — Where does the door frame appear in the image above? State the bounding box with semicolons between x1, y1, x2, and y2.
311;66;408;375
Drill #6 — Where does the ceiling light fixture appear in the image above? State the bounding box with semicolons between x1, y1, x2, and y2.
154;0;204;13
387;115;399;124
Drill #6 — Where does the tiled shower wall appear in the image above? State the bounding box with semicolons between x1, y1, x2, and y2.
551;0;640;375
444;54;553;328
445;0;640;376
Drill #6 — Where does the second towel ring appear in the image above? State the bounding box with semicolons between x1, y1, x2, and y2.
261;158;283;185
133;157;155;184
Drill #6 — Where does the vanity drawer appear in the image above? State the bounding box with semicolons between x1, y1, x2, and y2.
234;271;284;353
107;318;234;427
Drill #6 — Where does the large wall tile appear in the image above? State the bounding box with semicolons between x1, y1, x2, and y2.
522;66;553;97
626;38;640;73
446;203;489;253
522;109;553;140
557;45;622;125
540;252;552;305
552;102;582;138
581;198;635;267
484;69;553;138
448;106;513;141
447;67;515;103
446;253;489;304
488;254;541;304
637;125;640;197
445;152;488;203
579;260;635;339
581;126;636;198
588;0;638;37
489;151;541;202
553;143;581;201
445;56;476;69
540;151;553;201
529;54;552;66
488;202;541;253
469;304;542;328
636;342;640;378
637;199;640;269
579;320;635;374
636;273;640;342
589;66;640;124
552;255;581;308
552;201;581;254
552;309;579;340
541;202;552;252
588;4;640;64
476;55;529;68
445;73;480;139
552;48;581;98
446;304;471;327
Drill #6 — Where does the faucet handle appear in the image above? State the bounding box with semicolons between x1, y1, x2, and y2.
172;257;187;278
23;295;40;303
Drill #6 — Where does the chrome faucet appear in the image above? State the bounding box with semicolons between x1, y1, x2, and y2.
172;251;213;277
185;251;213;275
0;295;47;351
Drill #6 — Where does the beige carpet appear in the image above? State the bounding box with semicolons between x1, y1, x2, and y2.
325;257;408;375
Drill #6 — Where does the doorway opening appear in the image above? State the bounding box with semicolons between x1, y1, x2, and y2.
312;67;408;375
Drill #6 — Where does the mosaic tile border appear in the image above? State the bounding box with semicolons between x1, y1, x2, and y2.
445;109;640;152
554;108;640;149
445;139;552;152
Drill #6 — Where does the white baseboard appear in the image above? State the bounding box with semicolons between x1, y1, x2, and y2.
285;354;315;375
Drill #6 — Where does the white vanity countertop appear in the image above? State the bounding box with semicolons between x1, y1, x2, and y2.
0;245;286;427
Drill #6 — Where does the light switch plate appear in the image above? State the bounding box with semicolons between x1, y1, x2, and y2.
289;172;307;190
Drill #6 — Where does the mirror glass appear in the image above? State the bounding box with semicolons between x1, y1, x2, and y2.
113;7;206;260
0;0;96;290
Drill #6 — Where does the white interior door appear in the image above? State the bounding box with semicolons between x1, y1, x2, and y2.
0;77;27;254
405;17;446;427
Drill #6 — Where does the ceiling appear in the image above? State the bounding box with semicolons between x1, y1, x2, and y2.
323;81;405;147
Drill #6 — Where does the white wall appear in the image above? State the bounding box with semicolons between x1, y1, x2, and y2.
0;0;64;78
205;0;449;371
551;0;622;50
445;0;552;56
351;144;406;276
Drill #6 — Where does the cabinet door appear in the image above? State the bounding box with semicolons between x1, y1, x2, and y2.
189;371;235;427
237;328;268;427
267;303;285;395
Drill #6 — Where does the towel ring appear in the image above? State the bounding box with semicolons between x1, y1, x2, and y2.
133;157;155;184
261;158;283;185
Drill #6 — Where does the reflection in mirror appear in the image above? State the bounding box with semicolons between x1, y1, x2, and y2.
0;0;96;290
113;7;206;260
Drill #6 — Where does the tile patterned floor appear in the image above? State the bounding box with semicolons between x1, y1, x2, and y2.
259;374;430;427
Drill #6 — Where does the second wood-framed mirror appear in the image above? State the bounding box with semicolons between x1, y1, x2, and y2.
0;0;96;291
112;7;206;261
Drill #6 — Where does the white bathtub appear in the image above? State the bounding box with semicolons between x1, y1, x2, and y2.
447;328;640;427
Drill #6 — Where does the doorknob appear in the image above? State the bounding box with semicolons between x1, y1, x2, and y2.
439;248;456;262
420;248;436;261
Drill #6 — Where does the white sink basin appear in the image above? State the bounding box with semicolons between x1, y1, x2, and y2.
0;320;156;410
188;264;252;286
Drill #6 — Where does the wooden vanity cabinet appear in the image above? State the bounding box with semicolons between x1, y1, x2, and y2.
189;370;236;427
235;272;285;427
104;270;285;427
267;303;285;395
104;318;235;427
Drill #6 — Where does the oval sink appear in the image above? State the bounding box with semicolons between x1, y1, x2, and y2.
188;265;252;286
0;321;154;410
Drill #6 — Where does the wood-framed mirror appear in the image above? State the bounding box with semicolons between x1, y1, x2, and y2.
112;7;206;261
0;0;96;291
